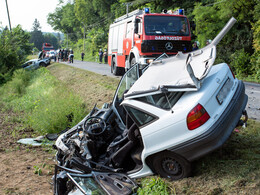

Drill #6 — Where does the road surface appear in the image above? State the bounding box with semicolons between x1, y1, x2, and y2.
60;60;260;121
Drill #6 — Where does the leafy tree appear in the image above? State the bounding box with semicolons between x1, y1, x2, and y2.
192;0;256;68
251;0;260;80
0;25;32;84
48;3;81;42
44;33;59;49
30;19;45;50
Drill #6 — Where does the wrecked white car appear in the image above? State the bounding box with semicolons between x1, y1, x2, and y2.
53;17;248;194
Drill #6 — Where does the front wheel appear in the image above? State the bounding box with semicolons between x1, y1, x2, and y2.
40;62;46;67
152;151;191;180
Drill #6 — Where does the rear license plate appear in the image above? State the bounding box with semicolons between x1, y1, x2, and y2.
216;77;233;105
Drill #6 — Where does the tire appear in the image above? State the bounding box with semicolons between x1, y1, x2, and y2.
130;57;136;67
40;62;46;67
112;57;124;76
152;151;191;180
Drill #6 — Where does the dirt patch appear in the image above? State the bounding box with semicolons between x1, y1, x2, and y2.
0;110;54;195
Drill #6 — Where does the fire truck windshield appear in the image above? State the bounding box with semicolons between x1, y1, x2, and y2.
144;15;189;36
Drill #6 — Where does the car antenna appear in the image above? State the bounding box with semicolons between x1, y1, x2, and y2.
161;87;174;113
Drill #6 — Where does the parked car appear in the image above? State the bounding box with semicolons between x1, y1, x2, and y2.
53;17;248;194
49;50;56;59
21;58;50;70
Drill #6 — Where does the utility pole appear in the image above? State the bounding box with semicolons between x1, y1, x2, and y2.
123;2;133;16
82;23;86;52
5;0;12;31
67;33;68;49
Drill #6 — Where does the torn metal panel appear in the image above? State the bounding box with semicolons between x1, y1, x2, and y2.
125;45;216;99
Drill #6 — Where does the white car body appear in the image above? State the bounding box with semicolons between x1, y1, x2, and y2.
22;58;50;70
53;17;248;194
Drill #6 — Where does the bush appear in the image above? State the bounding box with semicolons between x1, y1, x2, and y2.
230;49;252;77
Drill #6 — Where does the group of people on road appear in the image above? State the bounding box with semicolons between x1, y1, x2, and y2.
80;49;108;64
192;39;212;51
98;49;108;64
57;48;74;63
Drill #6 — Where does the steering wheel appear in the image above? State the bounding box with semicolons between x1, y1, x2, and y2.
83;116;106;136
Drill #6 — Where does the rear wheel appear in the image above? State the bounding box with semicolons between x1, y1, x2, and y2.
112;57;124;76
130;57;136;68
152;151;191;180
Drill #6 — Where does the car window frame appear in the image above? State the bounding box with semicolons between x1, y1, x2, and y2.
123;104;159;128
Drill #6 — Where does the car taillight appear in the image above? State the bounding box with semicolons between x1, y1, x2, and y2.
227;64;235;79
187;104;210;130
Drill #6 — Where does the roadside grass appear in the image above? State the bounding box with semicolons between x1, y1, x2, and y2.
0;67;87;134
47;63;119;108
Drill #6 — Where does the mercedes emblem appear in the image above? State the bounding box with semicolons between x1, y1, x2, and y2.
165;42;173;50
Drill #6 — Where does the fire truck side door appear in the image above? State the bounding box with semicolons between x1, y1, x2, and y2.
123;22;133;56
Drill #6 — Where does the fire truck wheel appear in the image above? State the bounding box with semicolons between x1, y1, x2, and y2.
130;57;136;67
112;57;121;76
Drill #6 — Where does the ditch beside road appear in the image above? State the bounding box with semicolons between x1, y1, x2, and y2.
61;59;260;121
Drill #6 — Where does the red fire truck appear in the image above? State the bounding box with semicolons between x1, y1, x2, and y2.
42;43;54;53
108;8;193;75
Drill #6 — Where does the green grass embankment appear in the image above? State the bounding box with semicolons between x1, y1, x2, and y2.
0;64;118;135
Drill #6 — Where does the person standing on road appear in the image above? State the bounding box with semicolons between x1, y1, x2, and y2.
61;49;64;61
81;52;85;61
104;49;108;64
99;49;103;64
69;49;74;63
192;41;199;51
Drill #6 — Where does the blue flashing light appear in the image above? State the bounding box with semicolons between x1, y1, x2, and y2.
179;9;184;15
144;8;150;14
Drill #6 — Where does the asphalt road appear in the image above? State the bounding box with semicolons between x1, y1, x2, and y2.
61;59;260;121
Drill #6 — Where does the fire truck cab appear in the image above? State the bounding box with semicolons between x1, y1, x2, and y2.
108;8;192;75
42;43;54;53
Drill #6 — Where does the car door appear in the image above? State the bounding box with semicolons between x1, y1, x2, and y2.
54;165;137;195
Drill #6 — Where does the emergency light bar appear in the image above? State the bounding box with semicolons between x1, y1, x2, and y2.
167;9;185;15
144;8;150;14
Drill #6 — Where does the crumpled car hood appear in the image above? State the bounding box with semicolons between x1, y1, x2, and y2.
125;17;236;99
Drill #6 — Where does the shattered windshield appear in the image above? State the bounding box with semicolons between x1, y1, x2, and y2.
114;65;139;101
144;15;189;36
112;65;139;125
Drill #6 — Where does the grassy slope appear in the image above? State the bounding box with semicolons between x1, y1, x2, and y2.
48;63;260;194
47;63;119;109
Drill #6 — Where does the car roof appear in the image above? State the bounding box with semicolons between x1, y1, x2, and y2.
27;59;38;62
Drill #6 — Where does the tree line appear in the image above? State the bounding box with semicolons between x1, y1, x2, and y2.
47;0;259;80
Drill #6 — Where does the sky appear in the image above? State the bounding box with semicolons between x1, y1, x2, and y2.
0;0;65;32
